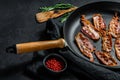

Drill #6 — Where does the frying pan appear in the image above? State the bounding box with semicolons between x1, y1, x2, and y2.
15;1;120;69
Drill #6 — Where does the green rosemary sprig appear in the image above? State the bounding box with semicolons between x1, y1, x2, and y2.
39;3;75;23
60;12;71;23
39;6;54;12
39;3;74;12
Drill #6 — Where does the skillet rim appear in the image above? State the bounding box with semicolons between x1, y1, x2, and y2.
63;1;120;69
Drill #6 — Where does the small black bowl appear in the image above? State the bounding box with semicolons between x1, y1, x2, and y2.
43;54;67;74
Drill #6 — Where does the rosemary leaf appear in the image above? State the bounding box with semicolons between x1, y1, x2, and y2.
39;3;74;12
39;6;54;12
54;3;74;9
39;3;75;23
60;12;71;23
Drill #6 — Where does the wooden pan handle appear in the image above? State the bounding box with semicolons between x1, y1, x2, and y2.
16;38;65;54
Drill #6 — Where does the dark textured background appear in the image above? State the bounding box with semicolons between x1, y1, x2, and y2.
0;0;120;80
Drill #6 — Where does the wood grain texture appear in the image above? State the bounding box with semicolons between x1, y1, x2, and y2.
36;7;78;23
16;38;65;54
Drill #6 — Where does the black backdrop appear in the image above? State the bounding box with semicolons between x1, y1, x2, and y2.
0;0;120;80
0;0;95;72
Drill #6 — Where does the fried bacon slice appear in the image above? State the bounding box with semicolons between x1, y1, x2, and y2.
75;32;95;62
95;51;117;66
101;31;112;52
108;13;120;38
93;14;106;31
115;38;120;60
81;15;100;40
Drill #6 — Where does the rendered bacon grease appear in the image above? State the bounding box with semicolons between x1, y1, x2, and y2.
75;32;95;62
109;13;120;38
81;15;100;40
115;38;120;60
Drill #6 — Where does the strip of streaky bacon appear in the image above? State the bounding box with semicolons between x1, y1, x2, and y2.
93;14;106;32
115;38;120;60
95;51;117;66
108;13;120;38
101;31;112;52
81;15;100;40
75;32;95;62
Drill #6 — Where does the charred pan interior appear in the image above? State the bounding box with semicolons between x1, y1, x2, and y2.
64;1;120;68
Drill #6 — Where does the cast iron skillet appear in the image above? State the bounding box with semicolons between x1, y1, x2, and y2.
16;1;120;69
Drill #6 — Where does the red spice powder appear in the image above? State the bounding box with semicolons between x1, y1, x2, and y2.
45;58;64;72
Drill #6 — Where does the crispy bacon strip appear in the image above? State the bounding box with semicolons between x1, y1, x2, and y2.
93;14;106;31
81;15;100;40
75;32;95;62
102;31;112;52
115;38;120;60
95;51;117;66
108;13;120;38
